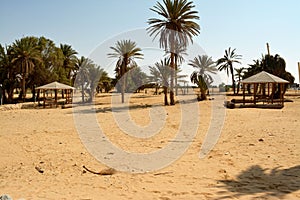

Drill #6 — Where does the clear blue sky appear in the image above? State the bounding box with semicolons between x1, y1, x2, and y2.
1;0;300;83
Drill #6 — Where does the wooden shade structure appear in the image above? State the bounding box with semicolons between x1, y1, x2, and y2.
240;71;289;107
36;81;75;108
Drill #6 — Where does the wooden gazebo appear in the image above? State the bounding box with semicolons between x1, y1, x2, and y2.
36;81;75;108
240;71;289;108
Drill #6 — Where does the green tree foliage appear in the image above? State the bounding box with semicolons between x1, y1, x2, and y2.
10;36;42;100
125;66;148;93
0;36;111;104
0;44;18;103
97;70;112;93
74;56;108;102
147;0;200;105
60;44;78;84
149;58;172;105
243;54;295;97
108;39;143;103
189;55;217;100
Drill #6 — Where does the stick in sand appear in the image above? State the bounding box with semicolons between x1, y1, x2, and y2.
83;165;116;176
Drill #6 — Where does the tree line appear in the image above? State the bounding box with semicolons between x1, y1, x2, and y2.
0;0;295;106
0;36;112;104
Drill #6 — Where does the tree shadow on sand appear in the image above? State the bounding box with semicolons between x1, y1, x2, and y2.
218;165;300;199
71;95;199;114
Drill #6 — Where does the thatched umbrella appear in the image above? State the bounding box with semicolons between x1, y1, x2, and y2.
240;71;289;106
36;81;75;108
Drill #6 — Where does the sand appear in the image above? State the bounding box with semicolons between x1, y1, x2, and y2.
0;91;300;200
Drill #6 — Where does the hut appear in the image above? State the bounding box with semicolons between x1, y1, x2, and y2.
36;81;75;108
225;71;289;109
238;71;289;108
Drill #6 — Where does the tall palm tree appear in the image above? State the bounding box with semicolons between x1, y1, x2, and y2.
60;44;78;83
0;44;17;103
234;68;244;94
87;65;103;102
189;55;217;100
0;44;16;103
149;58;171;105
11;37;42;101
108;39;143;103
147;0;200;105
166;42;187;95
217;47;241;94
75;56;92;102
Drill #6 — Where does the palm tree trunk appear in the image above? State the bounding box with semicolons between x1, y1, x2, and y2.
155;84;159;95
230;65;236;94
163;86;169;105
237;77;240;94
81;84;85;103
170;52;175;105
21;74;26;101
201;88;207;100
175;55;178;96
31;85;36;101
121;59;127;103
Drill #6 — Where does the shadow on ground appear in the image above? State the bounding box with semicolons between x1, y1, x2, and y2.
217;165;300;199
70;95;199;114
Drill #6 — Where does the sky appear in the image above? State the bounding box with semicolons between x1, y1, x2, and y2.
1;0;300;84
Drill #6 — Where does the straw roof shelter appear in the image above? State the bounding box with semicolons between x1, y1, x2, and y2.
240;71;289;107
36;81;75;108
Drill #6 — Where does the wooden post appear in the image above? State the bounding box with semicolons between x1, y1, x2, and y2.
243;83;245;105
267;83;270;104
43;90;45;108
66;89;69;104
37;89;40;106
271;83;274;104
55;89;58;108
281;83;284;106
253;83;257;105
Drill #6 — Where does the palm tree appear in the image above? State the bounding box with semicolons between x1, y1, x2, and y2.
97;70;112;93
108;39;143;103
87;65;103;102
166;42;187;95
60;44;78;83
189;55;217;100
234;68;244;94
126;66;148;93
217;47;241;94
148;64;161;95
149;58;171;105
147;0;200;105
11;37;42;101
75;56;92;102
0;44;17;103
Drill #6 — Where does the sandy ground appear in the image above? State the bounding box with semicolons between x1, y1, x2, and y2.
0;91;300;200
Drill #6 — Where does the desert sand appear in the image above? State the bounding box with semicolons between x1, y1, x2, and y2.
0;91;300;200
